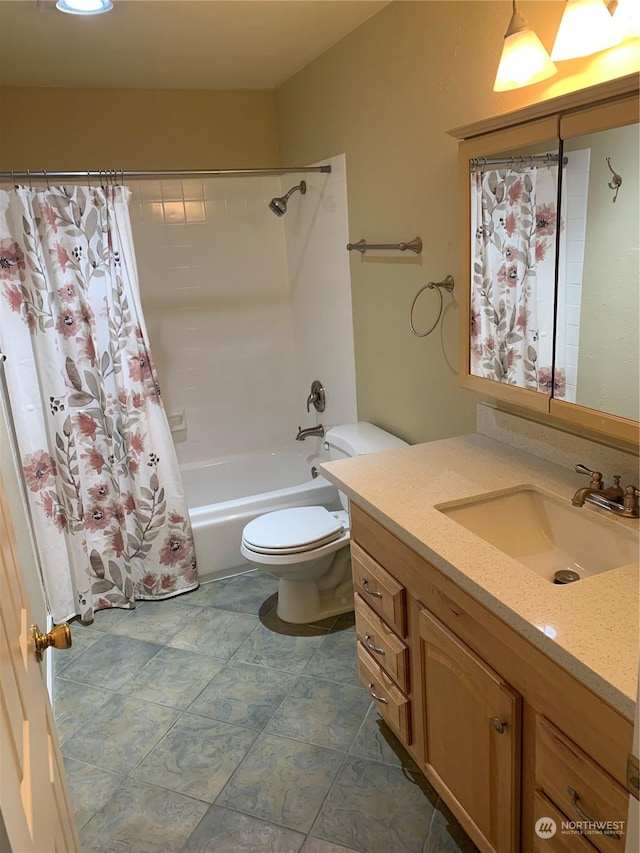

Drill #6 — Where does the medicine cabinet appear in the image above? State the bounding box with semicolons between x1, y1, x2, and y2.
449;74;639;444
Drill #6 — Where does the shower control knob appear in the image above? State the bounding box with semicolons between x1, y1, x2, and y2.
306;380;326;413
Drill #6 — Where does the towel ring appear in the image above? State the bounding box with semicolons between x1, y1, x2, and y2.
409;275;455;337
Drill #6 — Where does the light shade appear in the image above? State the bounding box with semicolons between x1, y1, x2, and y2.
613;0;640;39
494;8;557;92
56;0;113;14
551;0;623;60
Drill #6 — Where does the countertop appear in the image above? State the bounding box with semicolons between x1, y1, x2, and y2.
320;433;639;720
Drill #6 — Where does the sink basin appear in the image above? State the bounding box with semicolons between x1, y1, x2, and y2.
438;488;639;583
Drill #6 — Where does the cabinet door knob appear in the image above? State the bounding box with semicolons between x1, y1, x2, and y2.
364;633;385;655
361;579;382;599
368;682;388;704
567;787;621;839
491;716;507;734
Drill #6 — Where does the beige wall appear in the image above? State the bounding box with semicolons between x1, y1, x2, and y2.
0;87;279;170
274;0;640;444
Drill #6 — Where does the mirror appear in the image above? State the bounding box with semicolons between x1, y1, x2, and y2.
557;121;639;423
453;79;639;439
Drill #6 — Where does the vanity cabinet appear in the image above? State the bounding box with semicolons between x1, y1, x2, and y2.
534;716;628;853
349;502;634;853
532;792;595;853
353;541;412;744
419;609;521;852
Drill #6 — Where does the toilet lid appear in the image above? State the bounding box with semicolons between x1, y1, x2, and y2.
242;506;346;554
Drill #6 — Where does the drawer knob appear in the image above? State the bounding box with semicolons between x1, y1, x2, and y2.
491;717;507;734
368;682;388;704
364;633;385;655
567;787;621;839
361;579;382;599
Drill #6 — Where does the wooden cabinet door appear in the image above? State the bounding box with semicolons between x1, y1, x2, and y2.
419;608;521;853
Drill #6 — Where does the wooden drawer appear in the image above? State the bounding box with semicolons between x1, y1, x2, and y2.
535;717;628;853
533;791;596;852
357;642;411;744
354;594;409;692
351;541;406;637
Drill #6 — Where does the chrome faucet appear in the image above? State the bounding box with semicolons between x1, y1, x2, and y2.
571;463;639;518
296;424;325;441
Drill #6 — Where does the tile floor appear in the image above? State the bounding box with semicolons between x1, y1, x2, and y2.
53;570;479;853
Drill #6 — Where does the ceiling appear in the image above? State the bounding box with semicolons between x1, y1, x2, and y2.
0;0;390;90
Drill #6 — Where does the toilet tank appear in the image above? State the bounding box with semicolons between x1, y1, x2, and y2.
325;422;408;461
324;423;408;510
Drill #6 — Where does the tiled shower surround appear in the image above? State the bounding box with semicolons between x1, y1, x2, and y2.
129;155;357;470
54;571;478;852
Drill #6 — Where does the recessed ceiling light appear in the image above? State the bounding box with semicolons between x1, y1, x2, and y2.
56;0;113;15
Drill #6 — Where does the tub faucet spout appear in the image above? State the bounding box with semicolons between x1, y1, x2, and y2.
296;424;325;441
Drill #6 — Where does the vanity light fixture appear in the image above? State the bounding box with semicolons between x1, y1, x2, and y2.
493;0;557;92
551;0;623;61
56;0;113;14
612;0;640;39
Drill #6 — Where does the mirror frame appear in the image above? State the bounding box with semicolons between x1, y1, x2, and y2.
449;74;640;445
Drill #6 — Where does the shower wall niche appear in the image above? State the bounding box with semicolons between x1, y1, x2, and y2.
130;153;356;468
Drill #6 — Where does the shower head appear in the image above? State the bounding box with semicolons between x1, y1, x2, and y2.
269;181;306;216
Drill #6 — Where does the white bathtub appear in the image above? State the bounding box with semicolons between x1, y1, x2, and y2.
182;446;341;582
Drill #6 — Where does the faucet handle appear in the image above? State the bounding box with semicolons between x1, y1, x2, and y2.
623;485;640;514
575;464;603;489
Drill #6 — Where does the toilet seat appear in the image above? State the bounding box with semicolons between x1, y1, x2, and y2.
242;506;349;556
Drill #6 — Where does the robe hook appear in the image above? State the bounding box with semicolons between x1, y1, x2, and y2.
605;157;622;203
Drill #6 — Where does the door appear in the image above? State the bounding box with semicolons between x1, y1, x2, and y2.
419;608;521;853
625;677;639;853
0;470;79;852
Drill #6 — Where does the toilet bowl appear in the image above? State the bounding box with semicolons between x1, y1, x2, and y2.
240;423;408;624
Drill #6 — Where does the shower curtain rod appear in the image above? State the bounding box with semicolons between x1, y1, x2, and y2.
0;165;332;182
470;154;567;169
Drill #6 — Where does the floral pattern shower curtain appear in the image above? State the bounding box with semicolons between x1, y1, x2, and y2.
470;162;564;396
0;185;197;623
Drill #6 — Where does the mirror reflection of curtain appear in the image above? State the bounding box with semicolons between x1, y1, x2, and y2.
470;162;558;394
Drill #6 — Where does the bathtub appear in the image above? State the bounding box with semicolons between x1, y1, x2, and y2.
182;446;341;582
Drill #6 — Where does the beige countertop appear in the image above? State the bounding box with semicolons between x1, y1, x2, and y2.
320;433;639;720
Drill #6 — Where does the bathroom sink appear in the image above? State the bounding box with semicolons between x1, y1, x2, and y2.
438;488;639;583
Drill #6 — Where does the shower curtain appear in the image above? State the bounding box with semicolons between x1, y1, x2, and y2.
0;185;198;623
470;162;563;395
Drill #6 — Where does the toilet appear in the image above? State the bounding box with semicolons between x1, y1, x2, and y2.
240;423;408;623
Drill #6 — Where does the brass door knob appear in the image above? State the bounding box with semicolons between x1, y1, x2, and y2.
31;623;72;662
